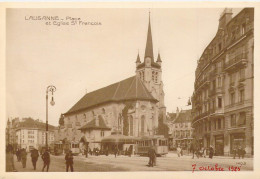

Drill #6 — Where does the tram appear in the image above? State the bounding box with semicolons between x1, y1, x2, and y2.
53;141;63;155
70;141;80;155
136;135;168;156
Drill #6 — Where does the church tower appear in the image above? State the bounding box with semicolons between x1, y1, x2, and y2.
135;13;166;121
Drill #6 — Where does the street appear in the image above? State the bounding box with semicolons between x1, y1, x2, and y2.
12;152;253;172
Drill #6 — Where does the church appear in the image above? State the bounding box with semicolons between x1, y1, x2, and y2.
56;14;166;150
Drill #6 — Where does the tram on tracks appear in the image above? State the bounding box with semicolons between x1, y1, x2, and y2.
136;135;168;156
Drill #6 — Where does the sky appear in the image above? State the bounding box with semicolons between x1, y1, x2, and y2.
6;8;242;126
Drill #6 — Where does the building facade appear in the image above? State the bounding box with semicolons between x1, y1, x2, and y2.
11;118;56;152
192;8;254;156
56;14;166;149
167;109;193;150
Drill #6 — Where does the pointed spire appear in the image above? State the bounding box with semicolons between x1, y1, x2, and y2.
144;11;154;60
136;51;141;63
156;52;162;62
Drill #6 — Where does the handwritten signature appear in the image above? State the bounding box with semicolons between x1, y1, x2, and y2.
192;164;243;172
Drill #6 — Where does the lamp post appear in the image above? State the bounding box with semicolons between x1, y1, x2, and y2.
46;85;56;149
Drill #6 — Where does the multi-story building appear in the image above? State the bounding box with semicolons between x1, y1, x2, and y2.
167;109;193;150
192;8;254;156
56;14;167;150
13;118;56;152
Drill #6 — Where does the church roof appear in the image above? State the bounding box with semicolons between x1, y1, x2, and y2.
78;118;110;130
65;75;157;115
136;61;161;69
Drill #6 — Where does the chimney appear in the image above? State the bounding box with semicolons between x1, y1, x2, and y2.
219;8;233;29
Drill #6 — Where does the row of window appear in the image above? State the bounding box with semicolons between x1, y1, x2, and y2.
196;112;246;134
174;123;189;128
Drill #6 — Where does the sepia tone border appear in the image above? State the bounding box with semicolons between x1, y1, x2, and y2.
1;1;260;179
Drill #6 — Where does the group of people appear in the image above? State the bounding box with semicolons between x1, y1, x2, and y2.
233;146;246;159
15;147;51;171
190;143;214;159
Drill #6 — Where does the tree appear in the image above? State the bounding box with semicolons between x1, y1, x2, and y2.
59;114;64;126
156;113;169;138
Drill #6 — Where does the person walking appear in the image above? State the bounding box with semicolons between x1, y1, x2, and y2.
42;149;50;172
31;148;39;170
16;148;21;162
65;150;74;172
147;146;156;167
190;142;195;159
233;146;238;159
6;145;16;172
20;148;27;168
209;145;214;159
114;146;119;158
177;145;181;157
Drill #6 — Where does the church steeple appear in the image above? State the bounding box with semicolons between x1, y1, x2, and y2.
156;52;162;62
144;12;154;61
136;52;141;67
136;52;141;63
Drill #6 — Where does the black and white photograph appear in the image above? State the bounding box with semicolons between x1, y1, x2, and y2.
2;3;259;176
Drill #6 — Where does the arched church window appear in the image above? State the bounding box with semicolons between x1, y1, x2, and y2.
92;111;95;117
152;71;155;81
141;115;145;134
102;108;105;114
129;115;134;136
141;105;146;111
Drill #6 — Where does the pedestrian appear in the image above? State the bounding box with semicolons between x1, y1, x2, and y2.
42;149;50;172
6;145;17;172
203;147;207;158
20;148;27;168
128;146;133;157
31;148;39;170
65;150;74;172
85;146;88;158
147;146;156;167
209;145;214;159
114;146;119;158
106;147;109;156
190;142;195;159
16;148;20;162
241;147;246;159
238;146;244;159
177;145;181;157
233;146;237;159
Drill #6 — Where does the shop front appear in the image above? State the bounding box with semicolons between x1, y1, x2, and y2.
230;133;245;154
215;135;224;156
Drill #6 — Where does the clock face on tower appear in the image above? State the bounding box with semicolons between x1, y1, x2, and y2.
145;57;151;66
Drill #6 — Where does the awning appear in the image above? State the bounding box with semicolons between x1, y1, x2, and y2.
101;133;137;143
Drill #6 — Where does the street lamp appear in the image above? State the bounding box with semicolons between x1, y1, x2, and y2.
46;85;56;149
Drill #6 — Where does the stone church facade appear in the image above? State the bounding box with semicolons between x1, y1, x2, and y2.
56;14;166;146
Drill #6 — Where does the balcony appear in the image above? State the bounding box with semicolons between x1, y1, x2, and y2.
193;111;209;123
196;77;210;90
224;53;248;72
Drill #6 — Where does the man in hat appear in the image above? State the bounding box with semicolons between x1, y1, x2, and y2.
31;148;39;170
42;149;50;172
65;150;74;172
147;146;156;167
